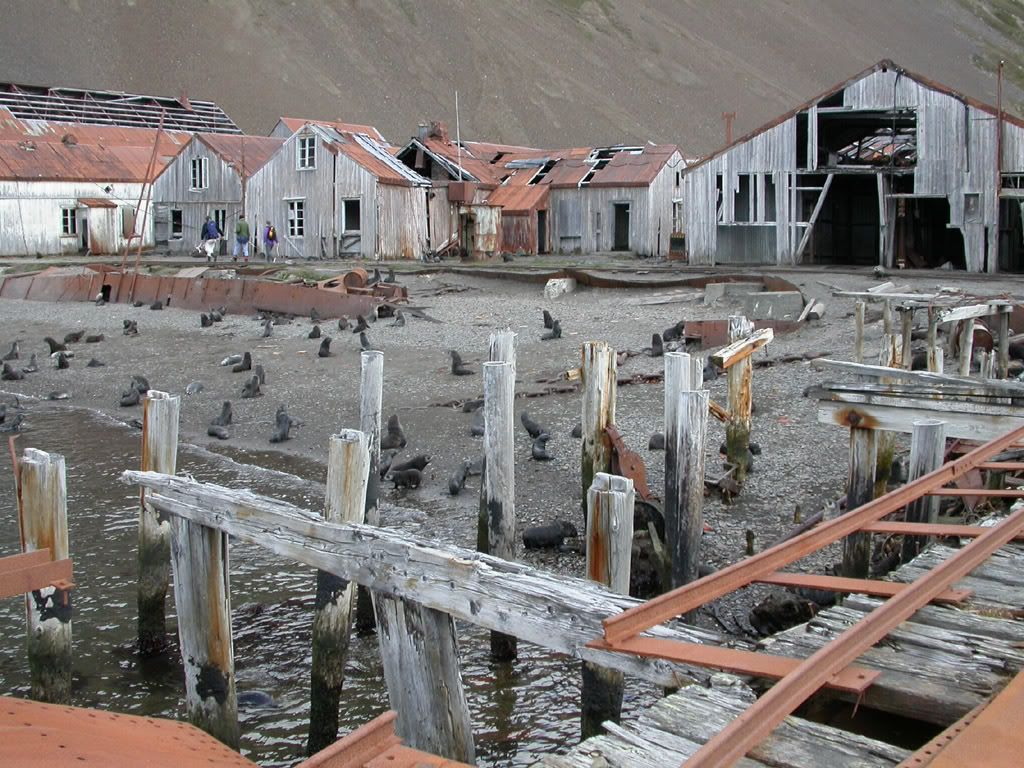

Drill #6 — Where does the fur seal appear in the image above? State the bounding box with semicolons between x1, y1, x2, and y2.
391;310;406;328
379;448;397;480
540;319;562;341
390;454;430;473
523;521;578;549
359;331;377;352
185;381;204;396
308;324;321;339
384;268;396;283
262;318;273;338
132;300;144;308
86;358;106;367
201;313;213;328
448;459;472;496
0;413;25;432
531;433;554;460
388;467;421;489
132;375;151;393
461;398;484;413
469;410;485;437
380;414;407;450
269;404;297;443
2;341;18;360
221;354;243;366
352;315;369;334
310;307;321;323
119;387;140;407
337;317;349;331
648;433;665;450
571;422;582;438
207;424;230;440
366;268;381;286
317;337;332;358
241;375;262;398
647;333;664;357
520;410;544;439
85;334;104;343
22;354;38;373
211;401;233;426
1;362;24;381
232;352;252;373
150;300;163;310
55;352;70;370
449;350;474;376
46;391;70;400
63;331;85;344
254;364;266;385
662;321;686;343
210;310;222;322
122;320;138;336
703;358;718;382
542;309;554;329
44;337;67;354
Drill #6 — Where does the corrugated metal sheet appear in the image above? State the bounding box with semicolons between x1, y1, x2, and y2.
196;134;284;179
273;117;386;143
488;183;549;214
501;212;537;253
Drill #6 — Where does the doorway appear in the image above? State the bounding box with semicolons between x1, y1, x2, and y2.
612;202;630;251
79;217;89;252
537;209;548;254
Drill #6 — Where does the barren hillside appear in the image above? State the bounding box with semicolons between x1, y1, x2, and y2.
0;0;1020;154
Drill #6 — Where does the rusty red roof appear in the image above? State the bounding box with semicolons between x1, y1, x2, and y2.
487;183;550;213
309;125;428;187
0;107;189;182
195;133;285;179
415;137;503;186
278;117;386;143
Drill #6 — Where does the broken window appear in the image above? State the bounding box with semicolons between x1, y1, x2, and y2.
764;175;777;222
287;200;305;237
964;193;981;224
190;157;208;190
214;209;227;235
675;170;682;187
672;200;684;234
529;159;557;185
297;136;316;170
171;209;183;239
716;174;724;223
343;199;361;232
61;207;77;236
734;174;753;223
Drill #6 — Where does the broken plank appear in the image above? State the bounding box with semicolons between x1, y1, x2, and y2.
937;303;1012;324
810;359;1024;396
815;400;1024;441
710;328;774;369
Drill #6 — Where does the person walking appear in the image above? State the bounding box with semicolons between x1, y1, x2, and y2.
263;220;278;262
233;214;251;263
201;215;222;262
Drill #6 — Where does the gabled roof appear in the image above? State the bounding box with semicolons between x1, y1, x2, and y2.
487;183;549;214
194;134;285;179
304;124;429;187
276;117;386;143
397;137;503;186
493;144;679;189
688;59;1024;173
0;107;190;182
0;82;238;134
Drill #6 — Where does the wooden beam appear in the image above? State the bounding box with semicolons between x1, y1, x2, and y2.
810;359;1024;396
794;173;833;260
121;471;730;690
0;554;72;600
816;400;1024;441
710;328;774;370
810;387;1021;419
938;303;1012;325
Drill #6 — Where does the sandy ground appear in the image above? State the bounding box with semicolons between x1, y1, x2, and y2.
1;265;1018;633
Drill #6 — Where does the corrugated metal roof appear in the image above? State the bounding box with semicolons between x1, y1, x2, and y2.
413;137;503;186
277;116;386;143
78;198;117;208
309;125;429;187
487;183;549;213
0;107;189;182
196;133;285;178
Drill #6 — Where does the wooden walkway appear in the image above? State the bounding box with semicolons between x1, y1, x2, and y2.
540;533;1024;767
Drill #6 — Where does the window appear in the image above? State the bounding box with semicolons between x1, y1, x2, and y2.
297;136;316;170
342;199;361;232
715;174;724;222
171;209;183;239
190;157;208;190
287;200;305;237
763;176;777;222
675;170;682;187
61;207;77;236
213;209;227;235
672;200;684;234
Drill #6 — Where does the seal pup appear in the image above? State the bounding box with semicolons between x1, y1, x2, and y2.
86;357;105;368
337;317;349;331
23;354;38;373
662;320;686;343
542;309;554;329
1;362;24;381
469;410;485;437
571;422;582;438
648;433;665;450
119;386;140;407
520;410;545;439
2;342;19;361
0;413;25;433
318;337;332;358
262;318;273;338
461;398;484;413
390;454;430;473
132;300;144;308
449;350;474;376
63;331;85;344
185;381;204;396
379;448;398;480
85;334;104;343
448;459;472;496
645;333;664;357
388;467;421;489
384;268;396;283
307;324;321;339
540;319;562;341
211;401;233;427
523;521;578;549
269;404;297;443
55;352;70;370
241;375;262;399
221;354;243;367
366;268;381;286
352;315;369;334
254;364;266;385
44;337;68;354
201;313;213;328
150;299;163;310
391;310;406;328
131;375;151;394
310;307;321;323
232;352;252;373
207;424;230;440
380;414;406;450
702;358;718;383
531;433;554;460
359;331;377;352
123;320;138;336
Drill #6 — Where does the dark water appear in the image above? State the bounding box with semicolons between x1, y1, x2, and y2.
0;404;654;766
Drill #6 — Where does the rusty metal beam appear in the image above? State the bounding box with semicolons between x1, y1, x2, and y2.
753;572;972;604
860;521;1024;541
586;636;879;694
0;550;73;600
682;501;1024;768
978;462;1024;471
601;423;1024;645
925;488;1024;497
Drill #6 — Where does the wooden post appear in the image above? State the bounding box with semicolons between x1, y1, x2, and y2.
478;359;517;661
17;448;71;704
581;472;634;740
874;337;901;498
900;307;914;371
997;310;1010;379
488;327;517;370
725;315;754;482
842;426;877;578
137;390;179;657
355;351;382;634
581;342;617;517
900;420;946;564
374;597;475;763
926;307;942;373
882;300;893;335
308;430;369;755
664;352;707;589
169;505;238;747
959;318;975;376
854;301;866;363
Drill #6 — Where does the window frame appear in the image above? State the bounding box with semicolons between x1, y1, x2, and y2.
170;208;184;240
297;136;317;171
190;156;209;191
61;207;77;236
342;198;361;233
287;199;306;238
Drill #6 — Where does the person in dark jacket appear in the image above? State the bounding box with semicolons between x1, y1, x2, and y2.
233;215;251;263
263;221;278;262
201;215;222;262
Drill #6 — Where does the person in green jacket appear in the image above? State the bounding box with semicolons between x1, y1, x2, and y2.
233;215;251;262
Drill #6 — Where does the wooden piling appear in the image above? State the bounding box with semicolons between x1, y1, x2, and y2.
854;301;866;363
842;426;877;578
137;390;179;657
874;336;901;498
308;430;369;755
488;327;517;370
725;316;754;482
997;310;1010;379
581;472;634;740
581;341;617;517
169;507;238;747
926;307;942;373
478;359;517;661
355;350;383;634
900;307;914;371
882;300;893;335
958;318;975;376
664;353;708;590
901;420;946;564
17;448;71;704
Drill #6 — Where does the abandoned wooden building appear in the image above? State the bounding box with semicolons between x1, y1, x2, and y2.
269;116;387;143
150;133;284;252
682;59;1024;272
247;122;431;260
0;107;189;256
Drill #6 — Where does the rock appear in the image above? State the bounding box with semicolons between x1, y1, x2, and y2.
543;277;577;300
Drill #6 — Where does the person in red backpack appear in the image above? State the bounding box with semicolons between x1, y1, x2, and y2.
263;220;278;262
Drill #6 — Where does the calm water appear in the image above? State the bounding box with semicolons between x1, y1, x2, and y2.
0;404;654;766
